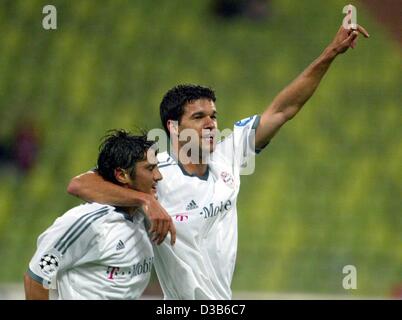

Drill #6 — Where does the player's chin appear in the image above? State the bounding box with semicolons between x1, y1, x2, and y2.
151;187;158;199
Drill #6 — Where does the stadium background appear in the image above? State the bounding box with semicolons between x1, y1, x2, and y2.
0;0;400;299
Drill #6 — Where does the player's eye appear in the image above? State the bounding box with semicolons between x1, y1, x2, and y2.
192;113;205;119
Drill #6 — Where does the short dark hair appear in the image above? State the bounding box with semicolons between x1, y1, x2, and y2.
97;129;155;185
159;84;216;135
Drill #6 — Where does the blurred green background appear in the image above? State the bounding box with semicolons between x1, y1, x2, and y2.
0;0;401;298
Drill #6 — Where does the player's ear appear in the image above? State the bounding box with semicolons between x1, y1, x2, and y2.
167;120;179;136
114;168;130;184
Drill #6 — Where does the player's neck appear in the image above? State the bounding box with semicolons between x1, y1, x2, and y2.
116;206;138;216
170;145;209;177
181;162;208;177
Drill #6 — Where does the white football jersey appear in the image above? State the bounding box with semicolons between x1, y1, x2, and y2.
154;115;260;299
28;203;154;300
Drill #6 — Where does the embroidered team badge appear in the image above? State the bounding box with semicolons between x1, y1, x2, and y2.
39;253;60;277
221;171;235;188
235;116;253;127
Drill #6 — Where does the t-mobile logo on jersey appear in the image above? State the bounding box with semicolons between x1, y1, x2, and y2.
106;257;154;280
200;200;232;219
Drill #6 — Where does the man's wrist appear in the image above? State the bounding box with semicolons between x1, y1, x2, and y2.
322;45;339;61
133;190;151;207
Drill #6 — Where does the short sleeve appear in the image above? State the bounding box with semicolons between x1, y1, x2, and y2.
215;115;261;174
234;114;261;152
27;206;108;289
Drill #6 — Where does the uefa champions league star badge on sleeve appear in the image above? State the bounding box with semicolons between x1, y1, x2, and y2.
39;252;60;277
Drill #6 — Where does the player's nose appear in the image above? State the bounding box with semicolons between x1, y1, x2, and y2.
204;116;216;129
154;167;163;182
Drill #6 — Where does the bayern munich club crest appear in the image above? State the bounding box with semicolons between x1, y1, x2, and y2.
221;171;235;188
39;253;60;277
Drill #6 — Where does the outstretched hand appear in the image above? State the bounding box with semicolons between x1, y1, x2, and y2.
330;24;369;54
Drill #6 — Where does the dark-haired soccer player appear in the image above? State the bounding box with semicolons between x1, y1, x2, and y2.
68;23;369;299
25;130;169;299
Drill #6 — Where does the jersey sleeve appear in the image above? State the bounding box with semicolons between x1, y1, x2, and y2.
27;206;108;289
216;115;262;174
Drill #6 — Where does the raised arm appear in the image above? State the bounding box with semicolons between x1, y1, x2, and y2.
67;171;176;245
24;273;49;300
255;24;369;149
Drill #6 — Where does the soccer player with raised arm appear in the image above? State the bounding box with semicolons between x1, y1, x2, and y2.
25;130;175;299
67;22;369;299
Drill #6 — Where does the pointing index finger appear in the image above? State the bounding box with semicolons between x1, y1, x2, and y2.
356;24;370;38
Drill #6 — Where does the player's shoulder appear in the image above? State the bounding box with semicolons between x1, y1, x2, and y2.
233;115;260;129
38;203;114;245
157;151;176;169
215;115;259;145
65;202;113;216
56;203;114;228
215;114;260;150
157;151;172;163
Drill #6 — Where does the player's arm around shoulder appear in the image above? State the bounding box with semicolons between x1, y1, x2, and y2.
67;171;176;246
67;170;145;207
